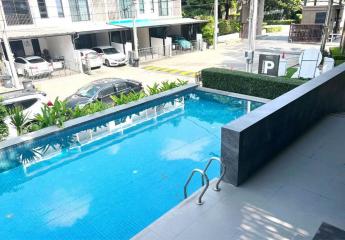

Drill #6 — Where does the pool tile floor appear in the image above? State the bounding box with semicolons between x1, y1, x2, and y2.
133;114;345;240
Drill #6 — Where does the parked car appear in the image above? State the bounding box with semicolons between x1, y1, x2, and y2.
65;78;143;109
14;56;54;77
78;49;102;69
92;46;127;67
171;36;192;50
1;90;50;137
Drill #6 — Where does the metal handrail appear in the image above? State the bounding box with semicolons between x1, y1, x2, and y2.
203;157;226;192
183;169;209;205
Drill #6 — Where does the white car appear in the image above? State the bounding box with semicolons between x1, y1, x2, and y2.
14;56;54;77
1;90;50;138
92;46;127;67
78;49;102;69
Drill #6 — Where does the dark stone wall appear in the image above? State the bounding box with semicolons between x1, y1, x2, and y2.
221;64;345;186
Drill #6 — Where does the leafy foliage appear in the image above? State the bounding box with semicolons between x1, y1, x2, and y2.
147;82;161;95
264;0;302;20
198;15;214;46
35;98;70;128
111;91;147;105
329;47;345;66
7;106;30;135
0;99;8;140
201;68;306;99
71;101;110;118
219;20;240;35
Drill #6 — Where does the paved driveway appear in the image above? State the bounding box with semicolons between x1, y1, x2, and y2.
2;32;336;101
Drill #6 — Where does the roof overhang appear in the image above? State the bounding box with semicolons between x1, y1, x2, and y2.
109;17;208;28
2;22;124;40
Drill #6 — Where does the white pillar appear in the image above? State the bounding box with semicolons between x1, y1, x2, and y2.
214;0;218;49
132;0;139;59
0;2;20;89
246;0;258;72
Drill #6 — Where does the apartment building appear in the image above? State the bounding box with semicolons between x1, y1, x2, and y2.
0;0;205;86
301;0;345;33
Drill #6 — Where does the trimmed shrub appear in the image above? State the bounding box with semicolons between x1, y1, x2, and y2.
263;25;283;33
266;19;295;25
329;47;345;66
201;68;306;99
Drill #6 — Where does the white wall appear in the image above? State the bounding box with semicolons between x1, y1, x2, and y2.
111;42;124;53
22;39;34;56
137;28;150;48
165;37;172;56
38;38;48;50
45;35;78;71
150;37;164;49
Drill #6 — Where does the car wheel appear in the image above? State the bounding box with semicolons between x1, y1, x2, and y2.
105;60;110;67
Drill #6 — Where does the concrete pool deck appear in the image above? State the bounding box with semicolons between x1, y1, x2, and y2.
133;113;345;240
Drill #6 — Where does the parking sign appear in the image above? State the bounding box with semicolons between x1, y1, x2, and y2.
258;54;280;76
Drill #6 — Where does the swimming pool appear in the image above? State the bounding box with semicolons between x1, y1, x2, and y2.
0;88;263;239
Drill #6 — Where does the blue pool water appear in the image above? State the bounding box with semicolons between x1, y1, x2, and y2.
0;90;263;239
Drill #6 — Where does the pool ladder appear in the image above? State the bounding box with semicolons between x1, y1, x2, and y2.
183;157;226;205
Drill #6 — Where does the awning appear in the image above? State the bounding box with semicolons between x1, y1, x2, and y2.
2;22;125;40
109;17;207;28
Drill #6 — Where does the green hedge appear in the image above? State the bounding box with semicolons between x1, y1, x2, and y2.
263;25;283;33
266;19;295;25
329;47;345;65
201;68;306;99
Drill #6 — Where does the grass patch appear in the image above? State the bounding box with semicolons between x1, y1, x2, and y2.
263;25;283;33
286;67;298;78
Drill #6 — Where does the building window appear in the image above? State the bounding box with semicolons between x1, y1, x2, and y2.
150;0;154;13
158;0;169;16
2;0;33;25
119;0;133;18
37;0;48;18
68;0;90;22
55;0;64;17
315;12;326;24
139;0;144;13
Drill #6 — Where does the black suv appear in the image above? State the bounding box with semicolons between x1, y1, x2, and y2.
65;78;143;108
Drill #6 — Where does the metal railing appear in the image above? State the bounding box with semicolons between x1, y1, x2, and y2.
183;157;226;205
184;169;209;205
171;40;202;56
19;59;80;82
289;24;324;43
202;157;226;192
138;45;170;62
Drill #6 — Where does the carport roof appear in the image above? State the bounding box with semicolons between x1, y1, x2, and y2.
109;17;207;28
2;22;124;40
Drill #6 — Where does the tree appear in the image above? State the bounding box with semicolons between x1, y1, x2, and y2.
182;0;238;19
264;0;302;19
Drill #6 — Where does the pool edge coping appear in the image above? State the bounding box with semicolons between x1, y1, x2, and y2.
0;85;268;151
0;84;198;151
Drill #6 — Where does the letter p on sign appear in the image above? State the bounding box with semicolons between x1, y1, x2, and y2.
263;60;275;74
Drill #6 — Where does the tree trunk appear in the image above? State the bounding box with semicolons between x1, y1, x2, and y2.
225;0;230;20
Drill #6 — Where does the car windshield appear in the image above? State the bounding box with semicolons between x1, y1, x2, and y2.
103;48;119;55
28;58;45;63
76;85;101;98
